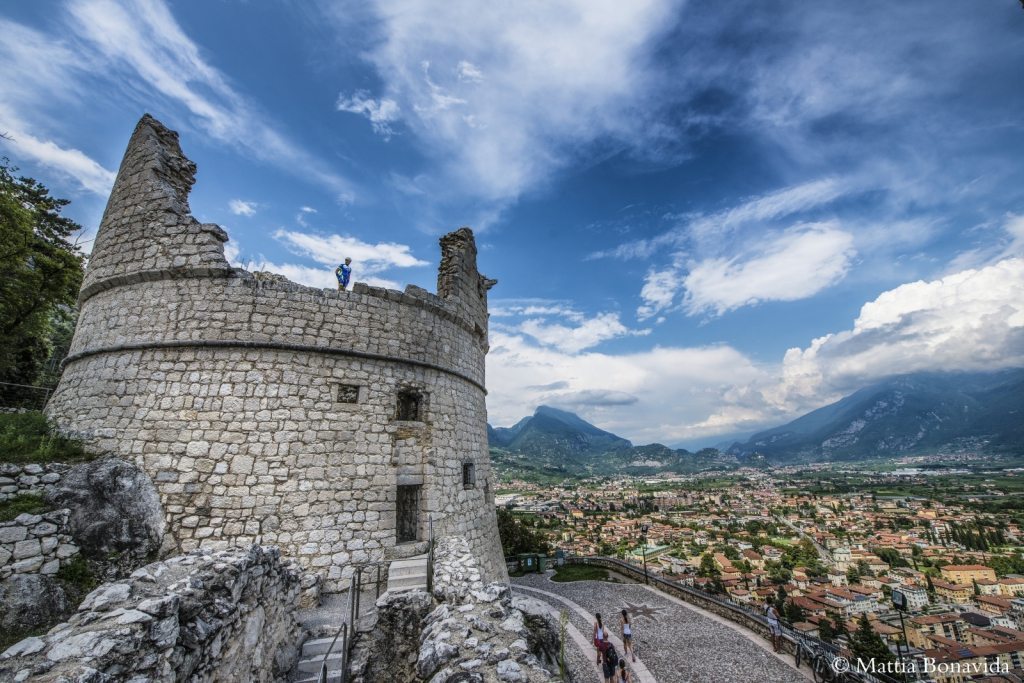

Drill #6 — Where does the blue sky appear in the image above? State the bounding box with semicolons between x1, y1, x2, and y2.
2;0;1024;447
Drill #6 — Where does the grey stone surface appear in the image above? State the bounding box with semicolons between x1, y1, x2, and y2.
513;572;806;683
0;575;69;636
45;114;506;592
0;545;303;683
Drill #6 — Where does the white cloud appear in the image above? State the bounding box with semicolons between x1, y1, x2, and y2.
65;0;357;202
0;121;115;195
228;199;257;216
681;222;855;316
486;330;768;443
769;258;1024;409
337;90;401;139
295;206;317;227
273;229;427;280
637;269;681;320
0;20;114;196
518;312;650;354
635;222;856;319
456;60;483;83
323;0;684;203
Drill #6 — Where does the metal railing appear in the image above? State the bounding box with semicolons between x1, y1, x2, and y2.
0;382;52;410
426;516;435;595
315;560;391;683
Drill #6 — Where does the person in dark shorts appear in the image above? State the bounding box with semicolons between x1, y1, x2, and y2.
621;608;636;662
617;659;631;682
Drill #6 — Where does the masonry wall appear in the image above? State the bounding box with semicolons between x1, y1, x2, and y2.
46;115;507;591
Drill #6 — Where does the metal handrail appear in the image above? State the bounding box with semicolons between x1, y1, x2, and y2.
426;516;435;594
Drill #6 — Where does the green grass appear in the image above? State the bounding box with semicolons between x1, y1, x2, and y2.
551;564;612;582
55;556;98;593
0;411;89;464
0;493;53;522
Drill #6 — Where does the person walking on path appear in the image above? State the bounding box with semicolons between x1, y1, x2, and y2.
765;602;783;653
593;612;607;664
336;257;352;291
620;609;636;663
616;659;631;682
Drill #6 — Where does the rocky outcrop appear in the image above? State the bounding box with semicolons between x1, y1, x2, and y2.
0;545;304;682
351;538;568;683
45;456;164;580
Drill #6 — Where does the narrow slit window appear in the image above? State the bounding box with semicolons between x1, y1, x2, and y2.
463;462;476;489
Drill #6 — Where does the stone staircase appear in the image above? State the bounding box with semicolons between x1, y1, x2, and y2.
292;635;347;683
385;553;428;593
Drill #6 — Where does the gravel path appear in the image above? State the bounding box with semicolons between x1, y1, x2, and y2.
512;572;808;683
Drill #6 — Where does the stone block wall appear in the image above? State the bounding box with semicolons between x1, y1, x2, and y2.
0;464;67;503
0;511;78;580
0;545;304;682
45;114;507;592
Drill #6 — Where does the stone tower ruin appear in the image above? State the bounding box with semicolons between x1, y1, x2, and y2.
46;115;507;590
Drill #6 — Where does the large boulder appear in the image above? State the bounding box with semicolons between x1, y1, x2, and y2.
45;456;164;580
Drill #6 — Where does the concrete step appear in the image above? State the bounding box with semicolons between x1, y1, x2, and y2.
301;636;344;658
297;652;344;674
388;557;427;578
388;572;427;591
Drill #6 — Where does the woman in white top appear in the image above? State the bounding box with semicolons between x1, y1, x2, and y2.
593;612;606;664
620;609;636;663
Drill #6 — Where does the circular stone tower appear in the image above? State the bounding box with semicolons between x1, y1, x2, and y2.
46;115;507;589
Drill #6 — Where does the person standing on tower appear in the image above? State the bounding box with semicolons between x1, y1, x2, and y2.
336;257;352;291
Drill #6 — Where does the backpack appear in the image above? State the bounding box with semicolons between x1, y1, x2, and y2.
604;644;619;667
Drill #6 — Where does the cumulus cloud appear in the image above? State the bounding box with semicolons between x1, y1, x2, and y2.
228;199;257;216
486;330;769;443
337;90;401;139
768;258;1024;409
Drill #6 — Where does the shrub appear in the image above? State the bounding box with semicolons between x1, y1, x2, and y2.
0;411;88;463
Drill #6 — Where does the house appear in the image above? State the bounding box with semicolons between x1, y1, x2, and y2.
941;564;997;584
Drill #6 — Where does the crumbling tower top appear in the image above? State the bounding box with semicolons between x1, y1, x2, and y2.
81;114;230;301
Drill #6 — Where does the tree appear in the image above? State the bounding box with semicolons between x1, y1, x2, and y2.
698;553;720;578
496;508;551;556
0;160;84;391
818;618;836;643
849;614;895;666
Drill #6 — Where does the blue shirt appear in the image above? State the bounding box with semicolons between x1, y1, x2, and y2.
337;263;352;285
